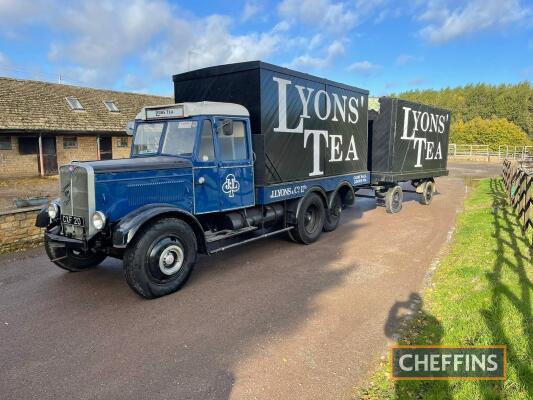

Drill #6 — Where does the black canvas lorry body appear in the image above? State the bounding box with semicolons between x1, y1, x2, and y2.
368;97;450;184
173;61;370;186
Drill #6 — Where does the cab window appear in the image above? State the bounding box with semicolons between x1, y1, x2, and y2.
197;120;215;162
161;120;197;156
219;120;248;161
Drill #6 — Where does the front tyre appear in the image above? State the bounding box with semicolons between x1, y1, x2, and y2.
419;181;435;205
123;218;197;299
44;236;107;272
385;185;403;214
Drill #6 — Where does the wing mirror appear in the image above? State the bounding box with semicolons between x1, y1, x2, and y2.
219;119;234;136
126;120;135;136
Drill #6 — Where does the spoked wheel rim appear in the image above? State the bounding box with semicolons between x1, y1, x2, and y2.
304;204;320;235
147;236;185;283
392;190;401;209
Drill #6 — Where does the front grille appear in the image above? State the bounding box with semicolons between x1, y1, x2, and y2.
59;164;94;239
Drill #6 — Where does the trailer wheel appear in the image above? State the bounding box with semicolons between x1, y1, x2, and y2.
123;218;197;299
44;236;107;272
385;185;403;214
323;193;342;232
291;193;325;244
419;181;435;205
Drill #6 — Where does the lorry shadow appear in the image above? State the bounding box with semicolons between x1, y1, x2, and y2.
5;217;365;400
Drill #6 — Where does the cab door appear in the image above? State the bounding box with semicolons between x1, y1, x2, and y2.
215;118;254;211
193;119;220;214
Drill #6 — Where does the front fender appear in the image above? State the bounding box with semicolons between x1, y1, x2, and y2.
112;203;207;253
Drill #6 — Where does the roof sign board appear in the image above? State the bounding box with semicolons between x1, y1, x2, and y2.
146;105;184;120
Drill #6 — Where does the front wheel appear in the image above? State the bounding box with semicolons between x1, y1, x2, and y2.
123;218;197;299
44;236;107;272
419;181;435;205
385;185;403;214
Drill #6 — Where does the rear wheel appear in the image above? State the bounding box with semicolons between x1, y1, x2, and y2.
291;193;325;244
123;218;197;299
44;236;107;272
419;180;435;205
323;193;342;232
385;185;403;214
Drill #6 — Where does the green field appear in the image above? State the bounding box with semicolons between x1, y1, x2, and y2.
358;178;533;399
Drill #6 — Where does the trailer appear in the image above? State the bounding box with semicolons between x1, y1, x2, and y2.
36;62;450;299
364;97;451;213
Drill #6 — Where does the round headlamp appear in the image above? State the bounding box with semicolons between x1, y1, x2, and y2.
92;211;106;230
48;203;59;219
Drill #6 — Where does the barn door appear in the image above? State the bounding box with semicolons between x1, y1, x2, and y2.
99;136;112;160
42;137;58;175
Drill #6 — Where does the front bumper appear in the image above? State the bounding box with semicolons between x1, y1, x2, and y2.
44;226;88;251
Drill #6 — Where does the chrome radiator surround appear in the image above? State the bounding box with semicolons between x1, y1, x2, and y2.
58;163;96;239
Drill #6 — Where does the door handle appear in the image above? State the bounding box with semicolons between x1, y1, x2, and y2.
197;177;205;185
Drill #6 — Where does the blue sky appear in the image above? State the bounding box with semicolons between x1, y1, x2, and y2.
0;0;531;97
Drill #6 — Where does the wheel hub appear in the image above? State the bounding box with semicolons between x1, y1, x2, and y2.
158;245;184;276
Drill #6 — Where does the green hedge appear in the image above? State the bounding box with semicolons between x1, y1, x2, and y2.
450;117;532;151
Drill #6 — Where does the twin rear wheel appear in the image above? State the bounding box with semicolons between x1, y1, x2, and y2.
290;192;342;244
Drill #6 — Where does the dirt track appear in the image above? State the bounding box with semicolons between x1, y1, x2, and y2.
0;163;499;400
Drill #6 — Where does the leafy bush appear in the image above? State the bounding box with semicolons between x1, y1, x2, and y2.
450;117;533;151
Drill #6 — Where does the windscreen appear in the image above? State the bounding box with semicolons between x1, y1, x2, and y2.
161;120;197;156
132;123;164;155
132;120;198;156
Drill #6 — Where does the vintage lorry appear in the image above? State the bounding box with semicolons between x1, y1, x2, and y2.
36;61;450;298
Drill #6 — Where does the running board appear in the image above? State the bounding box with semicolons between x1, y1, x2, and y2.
205;226;258;243
208;227;294;254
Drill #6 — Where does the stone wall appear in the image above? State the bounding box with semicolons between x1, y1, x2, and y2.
112;136;132;159
0;206;43;253
56;135;99;165
0;136;40;178
0;135;132;179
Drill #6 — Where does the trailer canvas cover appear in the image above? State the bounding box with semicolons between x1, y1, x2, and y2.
369;97;450;183
173;61;370;187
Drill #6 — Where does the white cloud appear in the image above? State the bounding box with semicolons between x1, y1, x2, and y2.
6;0;286;86
241;1;262;22
348;60;381;75
289;40;345;69
146;15;284;77
395;54;422;66
419;0;531;43
49;0;172;69
278;0;358;34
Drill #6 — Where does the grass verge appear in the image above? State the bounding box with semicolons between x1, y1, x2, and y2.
357;178;533;399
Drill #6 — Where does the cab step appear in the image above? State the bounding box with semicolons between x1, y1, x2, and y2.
205;226;258;243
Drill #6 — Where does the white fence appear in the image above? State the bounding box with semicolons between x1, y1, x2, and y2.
448;144;533;162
